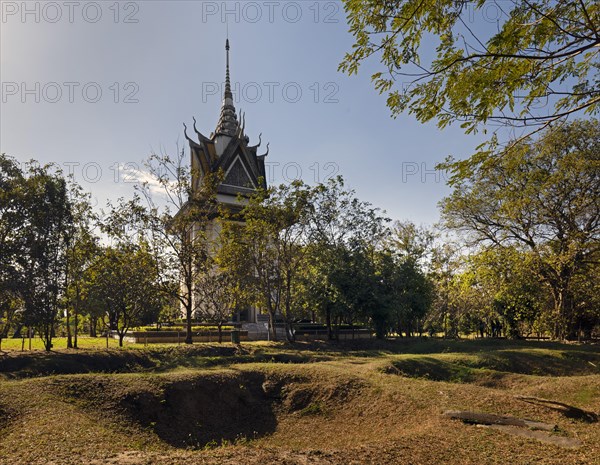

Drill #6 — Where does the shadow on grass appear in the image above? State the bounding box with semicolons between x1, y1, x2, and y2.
382;346;600;384
516;396;599;423
383;357;480;383
450;350;600;376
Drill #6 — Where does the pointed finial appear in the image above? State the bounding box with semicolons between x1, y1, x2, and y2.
215;37;238;137
224;39;231;97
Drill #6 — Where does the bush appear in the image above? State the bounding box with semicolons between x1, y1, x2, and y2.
133;325;235;333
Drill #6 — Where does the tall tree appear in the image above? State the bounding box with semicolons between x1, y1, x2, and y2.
0;154;26;344
87;244;163;347
64;184;98;349
238;181;315;342
194;256;244;343
440;120;600;339
307;177;389;339
427;242;463;338
469;247;545;338
340;1;599;135
109;148;220;344
20;164;73;351
387;221;435;267
386;252;434;338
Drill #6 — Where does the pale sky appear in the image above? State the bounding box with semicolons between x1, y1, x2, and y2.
1;1;490;225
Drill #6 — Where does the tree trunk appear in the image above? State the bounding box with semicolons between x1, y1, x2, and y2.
0;323;9;339
90;317;97;337
552;286;574;340
326;306;333;340
66;307;73;349
218;325;223;344
43;326;53;351
397;320;403;337
118;332;124;347
73;287;80;348
285;321;295;343
74;307;78;349
185;302;193;344
268;310;277;341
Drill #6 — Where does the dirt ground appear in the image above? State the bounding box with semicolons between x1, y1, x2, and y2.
0;339;599;464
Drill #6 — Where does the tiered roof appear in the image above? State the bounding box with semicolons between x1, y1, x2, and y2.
184;40;269;200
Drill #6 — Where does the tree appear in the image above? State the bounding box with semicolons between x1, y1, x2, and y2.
19;164;74;351
427;242;463;338
383;221;435;337
570;256;600;339
387;221;434;267
470;247;545;338
0;292;21;351
330;245;380;337
214;220;256;325
194;257;243;343
63;185;98;349
0;154;26;346
306;177;389;339
1;156;99;349
135;149;220;344
386;253;433;338
340;1;599;135
440;120;600;339
88;244;163;347
238;181;315;342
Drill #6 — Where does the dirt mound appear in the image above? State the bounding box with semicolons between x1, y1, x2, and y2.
383;357;480;382
382;349;600;385
0;345;335;380
281;378;364;415
0;345;241;379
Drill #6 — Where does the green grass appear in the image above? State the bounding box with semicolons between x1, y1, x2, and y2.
0;336;140;351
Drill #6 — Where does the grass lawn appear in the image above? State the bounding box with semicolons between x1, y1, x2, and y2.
0;338;599;464
0;336;136;351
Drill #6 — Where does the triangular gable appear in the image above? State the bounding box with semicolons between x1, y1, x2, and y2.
215;138;259;179
223;155;256;189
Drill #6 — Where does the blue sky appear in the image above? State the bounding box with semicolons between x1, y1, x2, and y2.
1;1;489;225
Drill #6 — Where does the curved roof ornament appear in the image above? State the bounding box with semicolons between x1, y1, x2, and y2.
192;117;209;141
249;132;262;150
183;122;192;142
236;109;243;138
259;142;270;158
